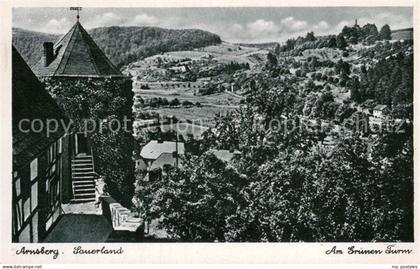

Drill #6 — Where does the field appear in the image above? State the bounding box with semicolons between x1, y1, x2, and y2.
153;106;235;127
134;86;241;127
135;88;242;107
151;42;267;66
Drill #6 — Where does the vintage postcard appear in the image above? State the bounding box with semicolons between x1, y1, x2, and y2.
0;0;418;265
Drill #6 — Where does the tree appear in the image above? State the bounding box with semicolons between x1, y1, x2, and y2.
362;23;378;39
305;32;316;42
139;66;413;242
170;98;180;106
336;34;347;50
266;52;278;69
148;153;246;241
274;43;281;55
328;36;337;48
379;24;392;40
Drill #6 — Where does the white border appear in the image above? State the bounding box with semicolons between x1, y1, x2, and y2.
0;0;418;264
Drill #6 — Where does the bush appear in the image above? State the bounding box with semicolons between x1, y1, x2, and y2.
170;98;180;106
182;100;193;107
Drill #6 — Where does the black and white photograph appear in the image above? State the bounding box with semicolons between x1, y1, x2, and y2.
6;0;416;254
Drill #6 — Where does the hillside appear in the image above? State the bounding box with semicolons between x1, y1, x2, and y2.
235;42;279;50
12;28;59;66
391;28;413;40
12;26;222;68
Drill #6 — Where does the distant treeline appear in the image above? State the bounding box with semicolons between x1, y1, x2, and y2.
12;26;222;68
276;23;411;55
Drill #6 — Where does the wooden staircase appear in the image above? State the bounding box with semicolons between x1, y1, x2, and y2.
71;154;96;202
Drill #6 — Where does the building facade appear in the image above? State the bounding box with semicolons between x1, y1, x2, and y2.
12;46;69;242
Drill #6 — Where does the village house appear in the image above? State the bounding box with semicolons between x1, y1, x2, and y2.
138;140;185;170
372;105;388;118
208;149;241;163
369;104;388;129
12;46;69;242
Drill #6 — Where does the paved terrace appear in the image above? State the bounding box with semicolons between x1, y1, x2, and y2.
43;180;143;242
43;214;112;242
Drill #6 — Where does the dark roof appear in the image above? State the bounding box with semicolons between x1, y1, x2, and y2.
32;21;124;78
12;46;69;168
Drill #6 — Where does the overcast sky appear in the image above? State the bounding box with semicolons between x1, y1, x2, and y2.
13;7;413;43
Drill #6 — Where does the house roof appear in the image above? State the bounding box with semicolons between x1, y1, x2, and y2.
12;46;69;168
150;152;177;170
140;140;185;160
208;149;240;163
32;21;124;78
374;105;387;111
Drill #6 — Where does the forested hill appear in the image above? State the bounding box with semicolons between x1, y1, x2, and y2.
12;28;59;66
12;26;222;68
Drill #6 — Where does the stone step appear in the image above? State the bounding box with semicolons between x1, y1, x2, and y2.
72;173;95;178
74;155;93;159
72;160;93;165
73;176;94;181
72;167;94;172
73;180;95;186
73;192;96;199
73;179;95;184
71;197;96;203
72;164;93;169
72;154;96;202
73;181;95;189
72;171;94;175
74;188;96;194
72;171;95;176
74;154;93;159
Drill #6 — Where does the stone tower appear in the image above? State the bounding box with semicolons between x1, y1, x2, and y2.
33;18;134;205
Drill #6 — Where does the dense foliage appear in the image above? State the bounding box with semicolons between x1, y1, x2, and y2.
352;52;413;107
12;28;59;66
13;26;222;68
43;77;135;206
135;77;413;242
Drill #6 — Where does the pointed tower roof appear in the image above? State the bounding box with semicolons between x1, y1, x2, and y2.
33;21;124;78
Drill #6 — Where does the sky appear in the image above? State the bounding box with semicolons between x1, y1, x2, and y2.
13;7;413;43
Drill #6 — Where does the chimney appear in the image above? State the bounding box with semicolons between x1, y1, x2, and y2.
43;42;54;67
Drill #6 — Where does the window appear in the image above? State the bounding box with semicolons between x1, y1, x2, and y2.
30;158;38;181
18;224;30;243
23;198;31;221
48;143;56;164
56;182;60;196
46;216;52;231
31;182;38;211
14;178;21;197
58;138;62;154
15;200;22;230
31;212;39;243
